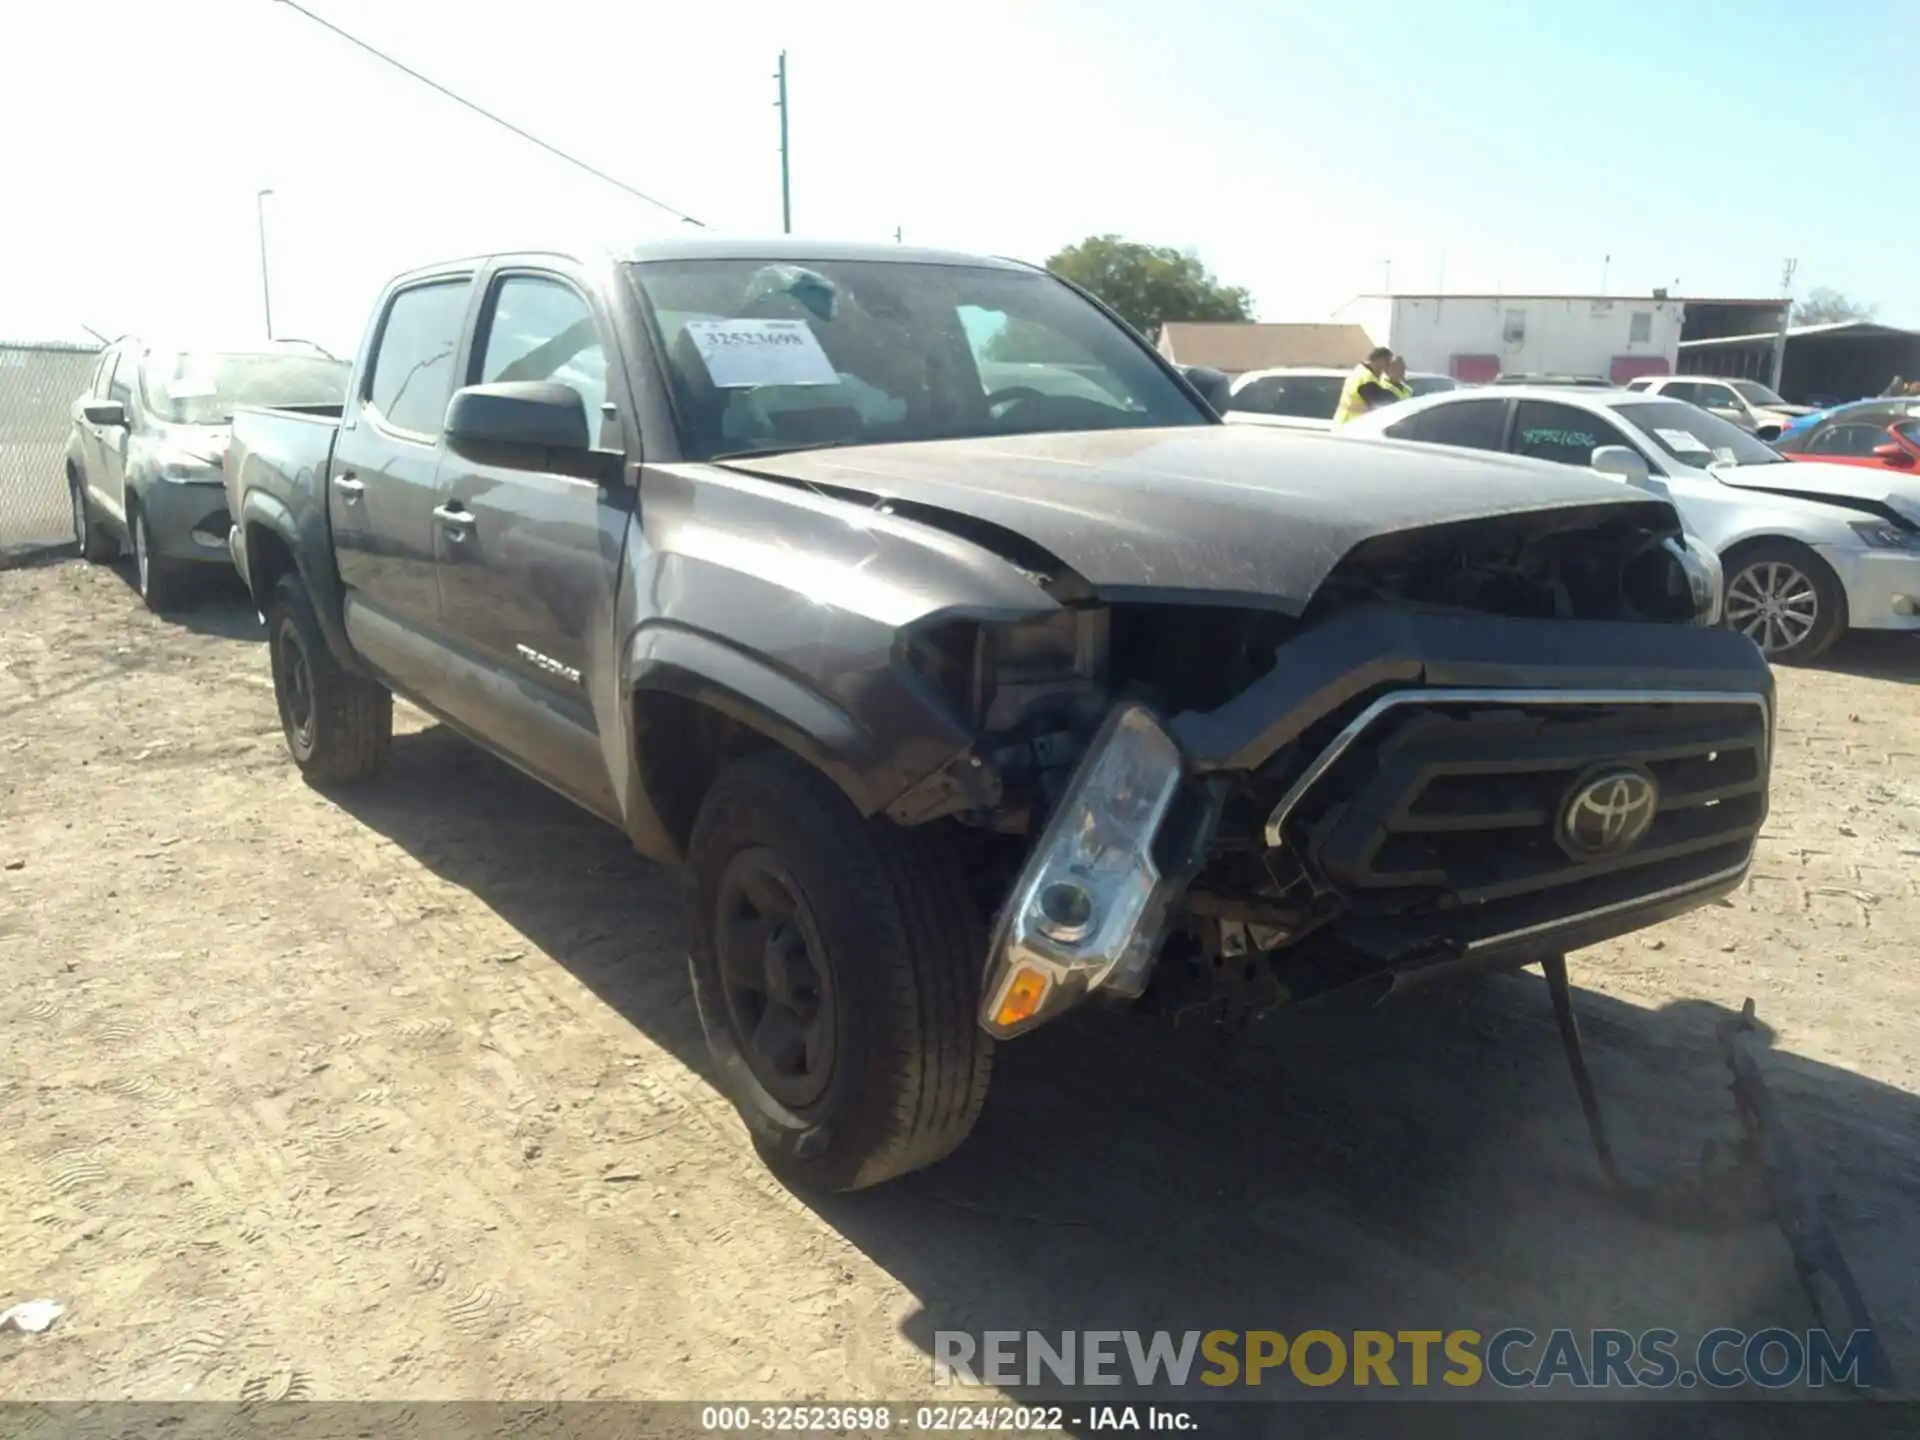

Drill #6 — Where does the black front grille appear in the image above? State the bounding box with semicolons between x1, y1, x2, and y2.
1290;697;1768;921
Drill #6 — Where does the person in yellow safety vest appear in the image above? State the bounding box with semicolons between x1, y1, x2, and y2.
1334;346;1396;424
1382;354;1414;401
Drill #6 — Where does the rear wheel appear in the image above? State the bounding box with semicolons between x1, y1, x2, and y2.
265;574;392;785
69;472;117;563
686;750;992;1192
1723;539;1846;664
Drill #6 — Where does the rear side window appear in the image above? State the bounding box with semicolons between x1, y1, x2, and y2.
367;279;472;439
1511;400;1635;467
1386;398;1507;451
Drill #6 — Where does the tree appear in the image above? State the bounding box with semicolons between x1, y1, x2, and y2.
1792;287;1878;326
1043;234;1254;339
982;317;1088;364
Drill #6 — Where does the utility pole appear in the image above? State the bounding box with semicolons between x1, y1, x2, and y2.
1382;259;1392;294
1601;254;1610;296
256;188;276;341
773;52;791;234
1769;258;1797;393
895;226;903;243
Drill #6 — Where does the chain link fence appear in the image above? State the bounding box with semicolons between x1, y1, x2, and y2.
1;341;102;565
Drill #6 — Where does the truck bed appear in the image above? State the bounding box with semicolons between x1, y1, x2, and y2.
224;402;345;624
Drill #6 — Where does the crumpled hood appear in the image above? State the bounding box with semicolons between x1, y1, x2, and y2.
720;426;1676;612
1714;460;1920;525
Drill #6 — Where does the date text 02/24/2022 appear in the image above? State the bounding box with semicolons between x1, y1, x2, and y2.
698;1404;1197;1431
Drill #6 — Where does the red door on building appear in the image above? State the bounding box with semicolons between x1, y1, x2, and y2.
1610;355;1671;385
1450;353;1500;384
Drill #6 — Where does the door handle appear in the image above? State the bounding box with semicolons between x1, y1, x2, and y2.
331;474;365;506
433;503;475;542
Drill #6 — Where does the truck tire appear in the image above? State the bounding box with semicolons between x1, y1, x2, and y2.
69;471;117;563
130;507;184;612
685;750;993;1192
1722;538;1846;665
265;573;392;785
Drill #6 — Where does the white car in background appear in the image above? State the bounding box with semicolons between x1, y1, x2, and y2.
1339;385;1920;663
1221;366;1456;431
1624;374;1818;441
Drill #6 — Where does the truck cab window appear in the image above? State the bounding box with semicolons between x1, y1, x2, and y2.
476;277;609;428
367;280;472;440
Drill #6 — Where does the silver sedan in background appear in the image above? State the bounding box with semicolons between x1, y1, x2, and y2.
1338;385;1920;663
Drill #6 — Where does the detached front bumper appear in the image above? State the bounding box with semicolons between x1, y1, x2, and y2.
979;704;1219;1040
1817;543;1920;631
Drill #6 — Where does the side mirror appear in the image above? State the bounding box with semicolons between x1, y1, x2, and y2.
1181;365;1233;415
1591;445;1651;483
444;381;621;485
1873;441;1916;468
83;400;127;427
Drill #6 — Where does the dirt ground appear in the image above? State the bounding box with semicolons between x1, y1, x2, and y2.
2;556;1917;1409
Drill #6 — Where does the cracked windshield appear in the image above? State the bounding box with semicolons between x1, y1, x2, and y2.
628;258;1209;460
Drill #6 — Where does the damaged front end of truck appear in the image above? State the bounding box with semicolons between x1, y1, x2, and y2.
717;426;1770;1046
883;507;1769;1042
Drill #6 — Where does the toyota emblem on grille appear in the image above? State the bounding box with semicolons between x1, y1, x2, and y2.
1557;765;1659;860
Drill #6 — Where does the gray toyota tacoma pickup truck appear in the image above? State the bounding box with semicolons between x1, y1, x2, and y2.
225;238;1772;1192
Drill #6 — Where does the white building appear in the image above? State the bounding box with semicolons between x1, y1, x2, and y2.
1332;293;1700;385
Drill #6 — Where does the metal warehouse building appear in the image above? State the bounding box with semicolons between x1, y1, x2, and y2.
1677;319;1920;407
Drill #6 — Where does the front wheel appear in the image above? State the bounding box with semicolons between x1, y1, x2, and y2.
130;508;184;612
686;750;993;1192
265;574;392;785
1723;540;1847;664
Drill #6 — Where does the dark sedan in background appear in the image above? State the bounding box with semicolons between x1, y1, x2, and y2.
66;339;350;610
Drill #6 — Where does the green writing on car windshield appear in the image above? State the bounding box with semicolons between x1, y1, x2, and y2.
1522;428;1597;448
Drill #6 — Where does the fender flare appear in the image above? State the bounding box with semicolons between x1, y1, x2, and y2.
238;491;361;671
624;623;898;819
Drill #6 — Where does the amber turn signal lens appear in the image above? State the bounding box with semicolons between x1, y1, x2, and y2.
993;967;1051;1029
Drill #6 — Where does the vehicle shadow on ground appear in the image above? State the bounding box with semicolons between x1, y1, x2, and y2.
1815;632;1920;686
113;562;265;643
333;726;1915;1426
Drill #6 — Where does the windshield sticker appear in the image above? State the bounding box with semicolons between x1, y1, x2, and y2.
684;319;839;389
1655;427;1712;456
1711;447;1738;466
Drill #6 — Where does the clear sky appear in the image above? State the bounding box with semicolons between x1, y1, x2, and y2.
4;0;1914;353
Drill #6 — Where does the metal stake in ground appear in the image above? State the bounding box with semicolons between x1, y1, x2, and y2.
1542;954;1894;1390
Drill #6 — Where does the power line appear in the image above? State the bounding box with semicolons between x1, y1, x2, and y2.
271;0;706;228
